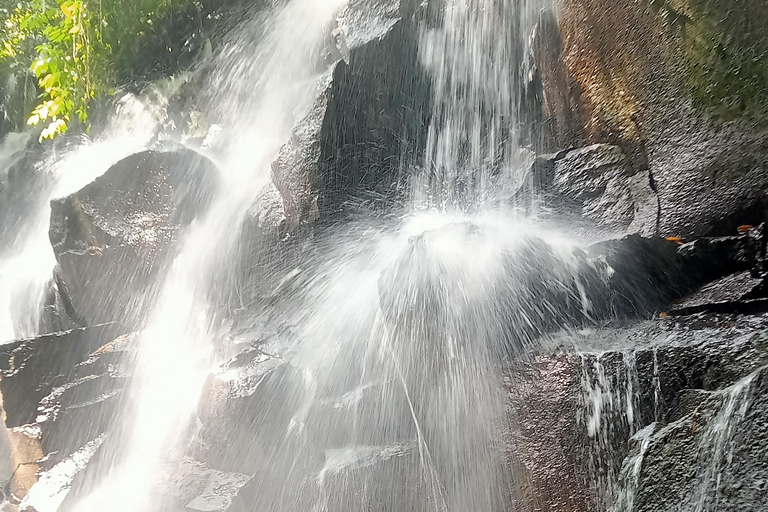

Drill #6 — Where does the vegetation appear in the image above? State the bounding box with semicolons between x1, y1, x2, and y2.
647;0;768;124
0;0;188;140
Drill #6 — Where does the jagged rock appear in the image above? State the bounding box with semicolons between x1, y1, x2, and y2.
527;144;658;235
0;324;124;428
506;312;768;512
195;347;307;475
260;0;429;226
670;271;764;315
49;149;219;327
629;366;768;512
18;435;105;512
0;329;134;505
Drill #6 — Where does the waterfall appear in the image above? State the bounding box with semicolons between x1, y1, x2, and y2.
3;1;614;511
69;0;347;510
415;0;553;209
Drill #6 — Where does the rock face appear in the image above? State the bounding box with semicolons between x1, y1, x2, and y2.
534;0;768;239
49;149;219;327
506;312;768;512
547;145;658;235
263;0;430;230
0;324;128;503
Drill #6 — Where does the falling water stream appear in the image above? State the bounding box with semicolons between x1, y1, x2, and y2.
7;0;740;511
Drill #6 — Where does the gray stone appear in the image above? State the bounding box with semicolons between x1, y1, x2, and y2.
0;324;124;428
547;144;658;235
506;312;768;512
49;149;219;327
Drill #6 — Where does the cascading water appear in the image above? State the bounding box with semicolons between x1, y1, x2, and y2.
67;0;605;510
3;0;631;510
69;0;347;510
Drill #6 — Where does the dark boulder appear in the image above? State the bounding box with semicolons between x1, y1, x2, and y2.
49;149;219;326
259;0;430;229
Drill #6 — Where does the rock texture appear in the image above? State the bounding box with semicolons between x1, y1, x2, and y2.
506;312;768;512
49;149;218;327
0;324;127;503
535;0;768;239
261;0;430;230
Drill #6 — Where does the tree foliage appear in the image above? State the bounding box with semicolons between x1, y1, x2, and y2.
0;0;184;140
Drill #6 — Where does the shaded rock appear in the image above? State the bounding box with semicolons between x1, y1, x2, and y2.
37;270;82;334
671;271;764;315
0;324;124;428
629;366;768;512
49;149;219;327
316;1;431;217
587;235;684;317
529;144;658;235
0;330;134;506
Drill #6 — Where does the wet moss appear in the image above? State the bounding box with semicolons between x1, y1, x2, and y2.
656;0;768;125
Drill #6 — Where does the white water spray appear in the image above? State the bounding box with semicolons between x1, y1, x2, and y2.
72;0;347;509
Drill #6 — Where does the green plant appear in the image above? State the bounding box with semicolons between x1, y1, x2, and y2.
0;0;187;140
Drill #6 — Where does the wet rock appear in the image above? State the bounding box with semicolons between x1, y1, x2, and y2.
195;348;307;475
587;235;685;317
49;149;219;327
263;0;430;223
0;330;134;505
671;271;764;315
6;424;44;504
630;366;768;512
505;354;601;512
143;457;250;512
18;435;105;512
529;144;658;235
37;270;82;334
0;324;124;428
542;0;768;239
507;313;768;511
315;443;425;512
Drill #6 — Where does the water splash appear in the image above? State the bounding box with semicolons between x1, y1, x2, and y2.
70;0;347;509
